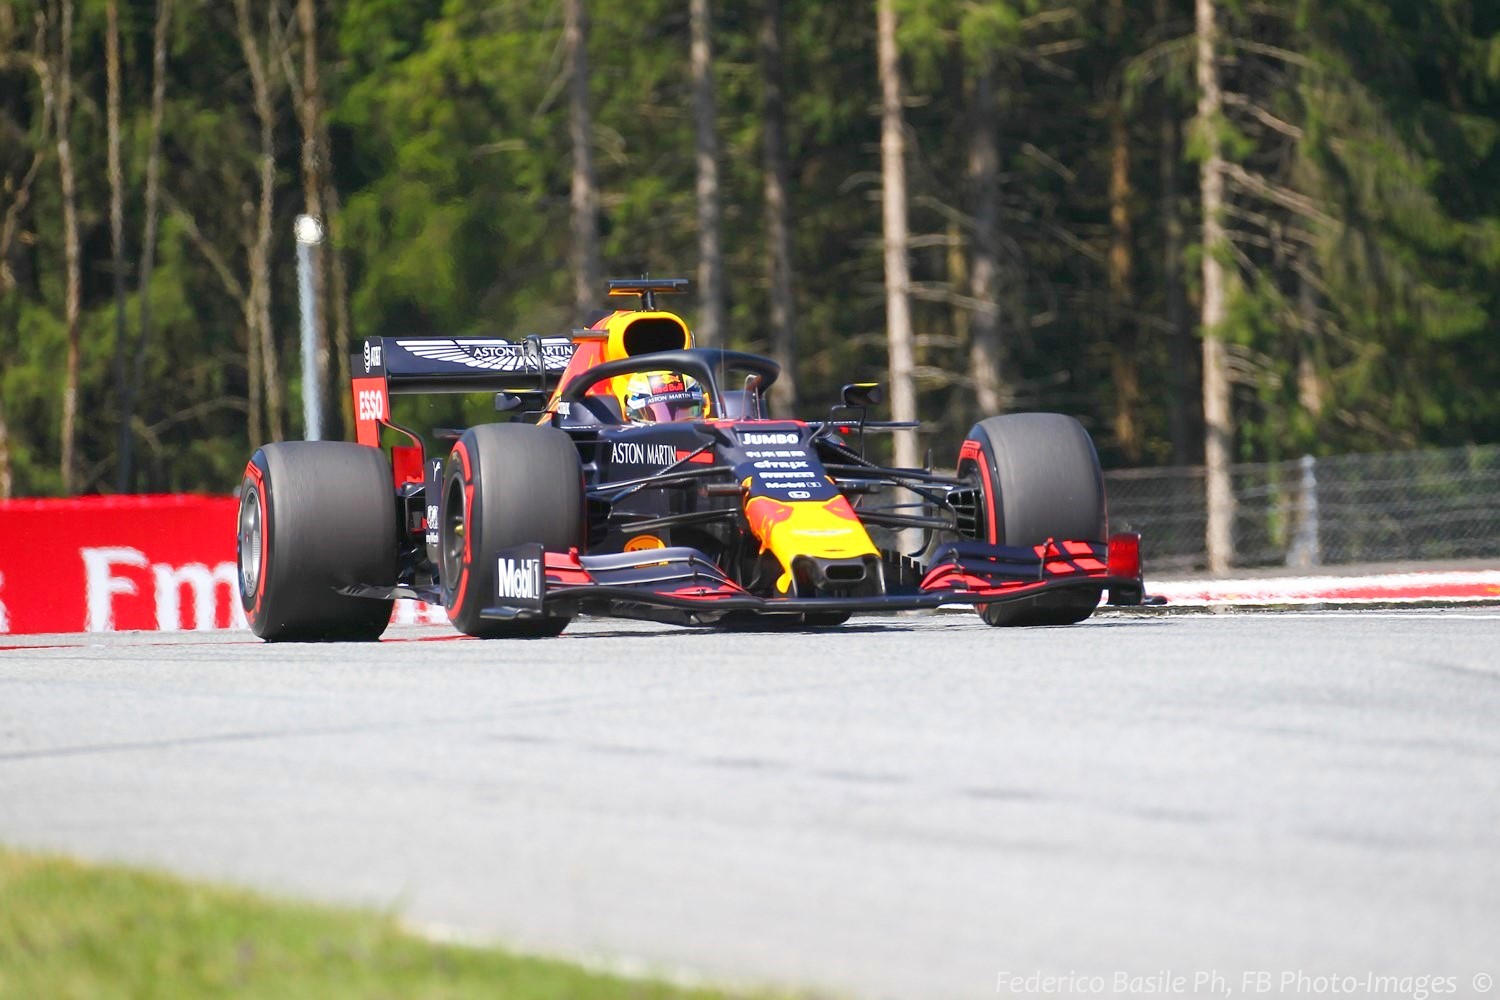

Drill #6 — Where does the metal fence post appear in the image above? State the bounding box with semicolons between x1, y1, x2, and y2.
1287;453;1320;568
295;214;324;441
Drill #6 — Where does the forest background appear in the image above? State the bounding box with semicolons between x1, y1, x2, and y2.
2;0;1497;567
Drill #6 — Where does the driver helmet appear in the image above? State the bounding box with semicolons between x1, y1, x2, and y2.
621;371;706;423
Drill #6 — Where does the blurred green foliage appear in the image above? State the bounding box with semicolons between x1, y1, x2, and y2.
1;0;1497;495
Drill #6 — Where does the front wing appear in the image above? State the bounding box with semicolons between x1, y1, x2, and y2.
479;534;1156;623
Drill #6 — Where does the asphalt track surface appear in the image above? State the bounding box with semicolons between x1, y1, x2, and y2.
2;609;1499;999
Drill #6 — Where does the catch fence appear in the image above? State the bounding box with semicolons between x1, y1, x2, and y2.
1104;444;1500;573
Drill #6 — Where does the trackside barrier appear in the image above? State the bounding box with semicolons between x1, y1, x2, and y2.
0;495;446;636
1106;443;1500;572
4;496;1492;636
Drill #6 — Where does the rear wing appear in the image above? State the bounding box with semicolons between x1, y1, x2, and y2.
355;336;576;395
351;335;577;448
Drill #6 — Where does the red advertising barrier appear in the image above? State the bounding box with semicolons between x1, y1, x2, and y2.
0;495;241;635
0;495;446;636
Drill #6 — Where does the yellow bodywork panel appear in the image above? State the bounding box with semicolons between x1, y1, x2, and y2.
744;492;879;593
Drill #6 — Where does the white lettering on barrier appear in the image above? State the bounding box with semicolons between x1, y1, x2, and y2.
0;571;9;634
82;547;149;632
153;562;247;631
74;542;447;635
83;548;253;633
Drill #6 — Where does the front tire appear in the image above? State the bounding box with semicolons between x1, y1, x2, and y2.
238;442;397;641
440;423;585;638
958;413;1106;627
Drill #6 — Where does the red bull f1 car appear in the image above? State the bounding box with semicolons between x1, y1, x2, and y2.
237;278;1153;640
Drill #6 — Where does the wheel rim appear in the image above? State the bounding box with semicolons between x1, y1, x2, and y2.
952;459;988;542
441;474;467;589
237;484;262;598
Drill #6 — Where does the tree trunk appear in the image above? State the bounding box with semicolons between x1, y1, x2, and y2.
164;193;262;452
1107;107;1141;461
1160;90;1192;465
1106;0;1140;463
690;0;724;346
760;0;797;411
947;217;967;356
247;298;262;449
294;0;328;435
237;0;284;443
877;0;918;470
967;60;1004;417
0;283;12;497
3;17;54;496
107;0;129;493
1156;0;1192;466
0;293;9;498
0;18;54;297
1196;0;1234;572
0;395;11;499
121;0;174;488
1296;269;1323;419
565;0;601;323
55;0;80;495
326;187;353;437
1;13;54;497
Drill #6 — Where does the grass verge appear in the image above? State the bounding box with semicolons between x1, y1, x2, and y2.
0;847;755;999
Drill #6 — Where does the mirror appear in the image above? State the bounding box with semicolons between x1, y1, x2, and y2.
841;382;884;408
742;373;764;420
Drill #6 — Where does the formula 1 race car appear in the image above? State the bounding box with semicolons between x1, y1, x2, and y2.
236;278;1152;640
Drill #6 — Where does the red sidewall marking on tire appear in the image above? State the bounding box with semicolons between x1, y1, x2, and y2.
958;438;999;544
959;437;1000;619
450;442;474;613
243;460;270;623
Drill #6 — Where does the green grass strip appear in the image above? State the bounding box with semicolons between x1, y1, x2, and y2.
0;847;758;1000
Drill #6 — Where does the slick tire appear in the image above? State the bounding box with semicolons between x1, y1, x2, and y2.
238;442;397;642
440;423;585;638
959;413;1106;627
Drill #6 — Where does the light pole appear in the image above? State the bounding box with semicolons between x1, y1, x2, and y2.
294;214;324;441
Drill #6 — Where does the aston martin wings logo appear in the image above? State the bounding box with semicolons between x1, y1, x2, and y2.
394;338;575;372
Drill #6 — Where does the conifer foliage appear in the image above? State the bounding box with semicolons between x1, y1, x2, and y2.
0;0;1496;503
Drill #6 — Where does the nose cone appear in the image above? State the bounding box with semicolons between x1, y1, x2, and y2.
745;494;879;594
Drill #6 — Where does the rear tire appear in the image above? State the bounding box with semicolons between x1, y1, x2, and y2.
958;413;1106;627
238;442;397;641
440;424;584;638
